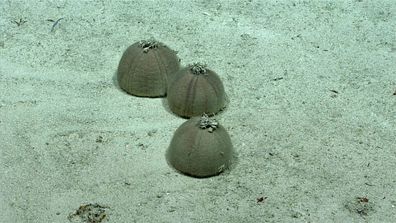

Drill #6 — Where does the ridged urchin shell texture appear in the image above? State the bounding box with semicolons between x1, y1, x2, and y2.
167;63;226;117
166;115;233;178
117;40;180;97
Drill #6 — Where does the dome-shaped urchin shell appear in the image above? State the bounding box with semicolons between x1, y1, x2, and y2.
167;63;226;118
117;40;180;97
166;114;234;177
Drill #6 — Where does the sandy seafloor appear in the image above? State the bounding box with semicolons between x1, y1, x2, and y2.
0;0;395;222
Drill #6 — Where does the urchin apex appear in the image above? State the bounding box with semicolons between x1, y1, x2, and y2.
139;39;159;53
189;63;208;75
199;113;218;133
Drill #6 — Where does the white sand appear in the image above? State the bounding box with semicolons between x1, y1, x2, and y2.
1;0;395;222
